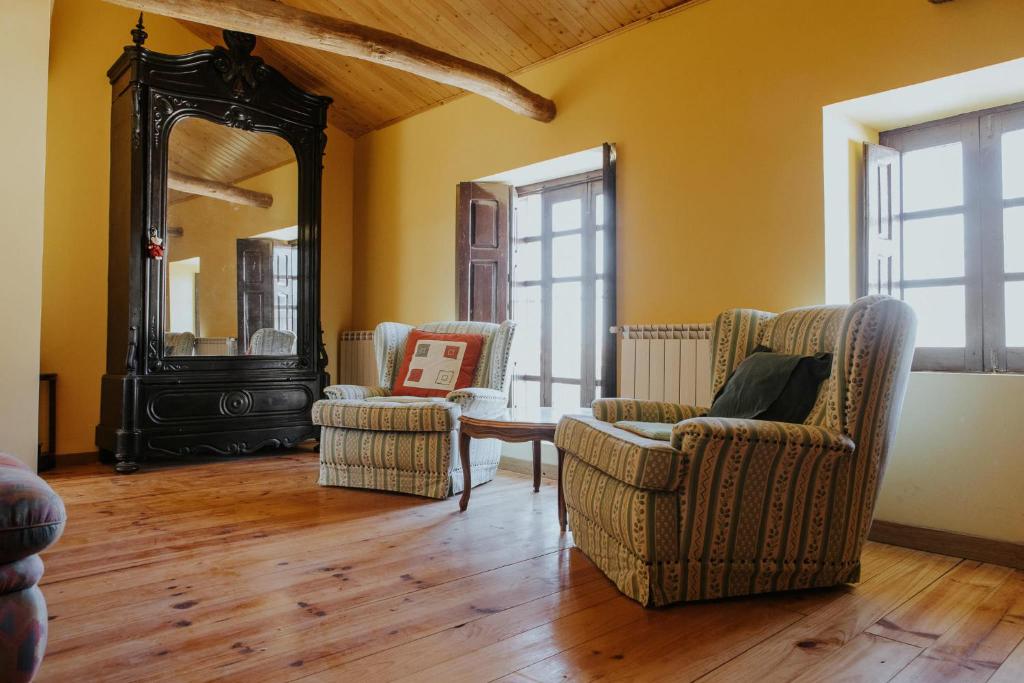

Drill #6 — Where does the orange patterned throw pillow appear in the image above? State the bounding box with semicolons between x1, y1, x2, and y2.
393;330;485;397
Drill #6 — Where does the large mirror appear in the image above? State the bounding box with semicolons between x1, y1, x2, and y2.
164;117;299;357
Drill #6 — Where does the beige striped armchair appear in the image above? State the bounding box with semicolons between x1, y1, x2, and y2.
313;321;515;499
553;295;916;606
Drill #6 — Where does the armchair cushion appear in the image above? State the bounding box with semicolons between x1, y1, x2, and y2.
312;399;460;432
708;349;832;424
445;387;508;420
613;421;673;441
323;385;390;400
592;399;706;424
554;416;684;492
393;330;484;397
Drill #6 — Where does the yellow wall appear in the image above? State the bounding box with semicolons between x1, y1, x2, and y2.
353;0;1024;328
351;0;1024;543
42;0;354;455
0;0;51;469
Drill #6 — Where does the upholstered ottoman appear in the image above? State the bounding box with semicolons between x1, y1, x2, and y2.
0;454;66;682
313;397;501;499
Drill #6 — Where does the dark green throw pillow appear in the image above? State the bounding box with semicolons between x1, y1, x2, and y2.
708;346;832;424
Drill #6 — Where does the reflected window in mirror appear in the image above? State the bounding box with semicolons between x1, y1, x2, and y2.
164;116;300;357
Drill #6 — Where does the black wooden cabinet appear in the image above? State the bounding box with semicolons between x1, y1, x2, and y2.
95;26;332;473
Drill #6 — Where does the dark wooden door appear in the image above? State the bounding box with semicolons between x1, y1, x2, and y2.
456;182;511;322
236;238;275;351
861;143;902;297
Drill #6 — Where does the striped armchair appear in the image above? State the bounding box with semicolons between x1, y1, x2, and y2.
313;321;515;499
553;295;916;606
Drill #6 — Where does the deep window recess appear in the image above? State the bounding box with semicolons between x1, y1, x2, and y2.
510;170;613;411
867;102;1024;372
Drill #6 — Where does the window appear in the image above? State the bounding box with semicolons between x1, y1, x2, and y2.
510;171;612;411
870;103;1024;372
272;241;299;334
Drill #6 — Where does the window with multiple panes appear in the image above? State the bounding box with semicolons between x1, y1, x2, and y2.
871;103;1024;372
510;171;611;411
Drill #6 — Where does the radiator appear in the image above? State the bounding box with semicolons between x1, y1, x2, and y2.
336;331;377;386
618;324;714;407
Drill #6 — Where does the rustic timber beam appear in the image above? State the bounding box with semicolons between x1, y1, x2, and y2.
101;0;557;122
167;171;273;208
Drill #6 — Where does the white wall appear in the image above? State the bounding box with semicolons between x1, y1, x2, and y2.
0;1;51;469
878;372;1024;543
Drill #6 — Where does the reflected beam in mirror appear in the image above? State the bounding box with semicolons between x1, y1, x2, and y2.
100;0;556;123
167;171;273;208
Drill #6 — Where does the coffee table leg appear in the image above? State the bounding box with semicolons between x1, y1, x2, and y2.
557;447;567;531
532;441;542;492
459;430;472;511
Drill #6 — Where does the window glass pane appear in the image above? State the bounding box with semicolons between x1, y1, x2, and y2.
514;239;541;282
1004;206;1024;273
595;194;605;226
552;234;581;277
903;214;965;280
1001;128;1024;201
903;286;966;347
513;379;540;411
903;143;963;213
552;198;581;232
1007;282;1024;347
517;194;541;238
596;230;605;275
511;285;541;376
595;279;604;382
552;281;582;378
551;383;582;413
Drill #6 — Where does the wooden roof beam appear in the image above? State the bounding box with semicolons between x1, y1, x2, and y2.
101;0;556;122
168;171;273;208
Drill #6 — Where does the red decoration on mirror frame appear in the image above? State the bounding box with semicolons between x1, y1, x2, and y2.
147;230;164;260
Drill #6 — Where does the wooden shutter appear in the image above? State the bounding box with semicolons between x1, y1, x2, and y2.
456;182;511;322
860;143;902;297
236;237;275;351
600;142;618;397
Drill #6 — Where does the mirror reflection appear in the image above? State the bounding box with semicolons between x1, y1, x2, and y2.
164;117;299;357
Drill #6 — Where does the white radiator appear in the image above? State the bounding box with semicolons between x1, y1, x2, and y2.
336;331;377;386
618;324;714;407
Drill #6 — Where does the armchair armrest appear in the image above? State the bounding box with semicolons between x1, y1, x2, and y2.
671;417;854;457
323;385;391;400
592;398;707;424
446;387;508;420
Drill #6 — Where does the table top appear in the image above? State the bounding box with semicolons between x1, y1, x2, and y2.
460;406;590;427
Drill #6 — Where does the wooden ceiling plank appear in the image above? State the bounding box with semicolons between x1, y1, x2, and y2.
581;0;630;32
102;0;556;122
551;0;614;39
297;0;497;104
512;0;579;52
432;0;538;70
478;0;558;62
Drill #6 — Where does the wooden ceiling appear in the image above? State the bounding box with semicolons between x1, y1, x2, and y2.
168;116;295;203
180;0;693;137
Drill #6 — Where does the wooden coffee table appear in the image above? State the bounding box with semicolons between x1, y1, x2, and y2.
457;407;587;527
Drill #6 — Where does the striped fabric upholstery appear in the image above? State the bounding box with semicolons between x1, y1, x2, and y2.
555;296;916;606
592;399;706;424
555;416;684;492
312;399;459;432
318;320;516;499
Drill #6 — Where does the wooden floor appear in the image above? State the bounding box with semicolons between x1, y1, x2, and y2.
38;454;1024;683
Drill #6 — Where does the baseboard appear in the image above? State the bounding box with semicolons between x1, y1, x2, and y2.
55;451;102;466
498;455;558;481
869;520;1024;570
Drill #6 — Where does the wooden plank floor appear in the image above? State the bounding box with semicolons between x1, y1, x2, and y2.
38;454;1024;682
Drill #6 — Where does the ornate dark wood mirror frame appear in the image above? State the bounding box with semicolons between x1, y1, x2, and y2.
96;21;332;473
